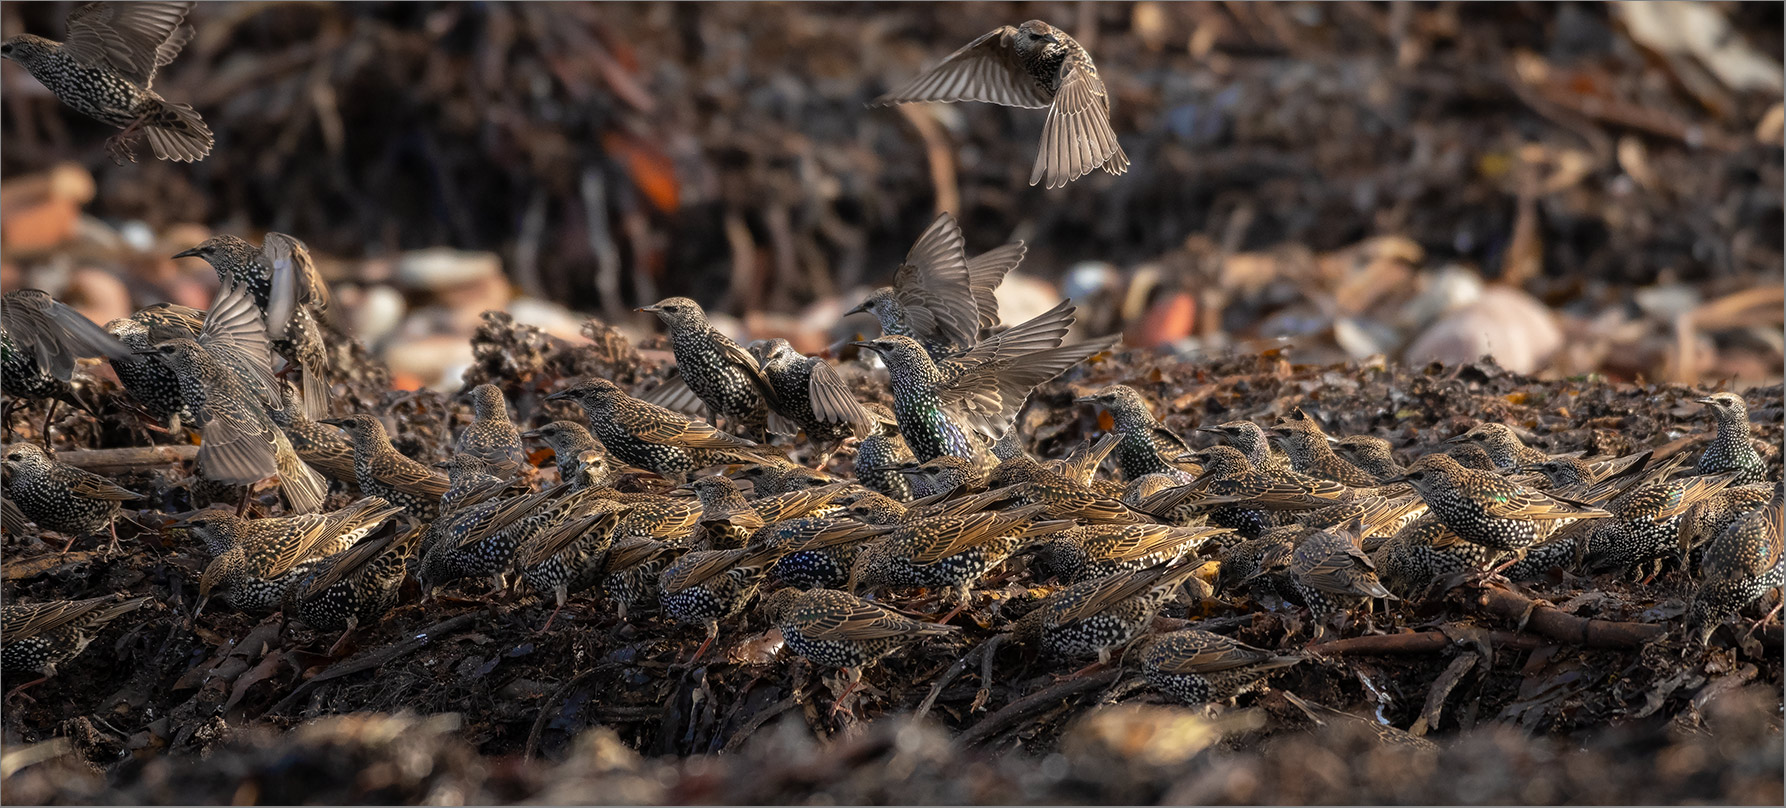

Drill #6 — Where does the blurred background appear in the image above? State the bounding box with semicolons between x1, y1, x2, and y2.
2;0;1781;392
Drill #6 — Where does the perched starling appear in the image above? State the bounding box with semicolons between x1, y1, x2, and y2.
1685;481;1783;644
733;456;843;496
1267;411;1378;487
1075;385;1195;481
1199;420;1291;475
515;502;631;631
186;496;403;616
143;280;326;513
688;476;845;550
1370;516;1492;600
1516;450;1660;497
3;442;141;554
523;420;604;484
1678;484;1773;569
1136;630;1302;705
174;234;333;418
1282;521;1397;637
452;384;525;476
763;517;898;591
1693;393;1768;485
544;377;771;481
871;19;1127;188
1216;531;1304;609
2;594;152;697
638;297;780;440
283;521;424;653
435;454;517;513
105;303;203;431
761;587;959;713
1030;523;1227;585
1;289;132;434
755;338;875;447
953;462;1152;525
1331;435;1405;484
417;483;583;596
1442;423;1550;471
897;455;987;502
320;414;450;520
268;380;357;486
600;537;675;621
658;544;783;659
1392;453;1608;568
1577;473;1738;577
1;2;211;163
851;328;1119;464
419;484;556;562
844;212;1028;360
1012;560;1207;663
848;502;1069;611
854;406;917;502
1143;446;1350;539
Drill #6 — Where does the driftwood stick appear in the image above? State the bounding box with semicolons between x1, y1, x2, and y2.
54;445;198;473
1467;582;1665;648
1309;627;1544;656
954;668;1122;749
915;637;994;721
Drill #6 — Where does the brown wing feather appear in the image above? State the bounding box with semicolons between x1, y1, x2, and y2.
61;2;193;87
871;26;1052;109
1030;51;1128;189
793;593;938;641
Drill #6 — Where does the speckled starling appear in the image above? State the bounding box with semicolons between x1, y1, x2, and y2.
320;414;450;520
1445;442;1500;472
1443;423;1549;471
1370;516;1493;600
283;520;424;653
755;338;876;448
446;383;526;477
515;502;631;631
435;454;522;514
1030;523;1227;585
1678;484;1772;570
1576;472;1738;577
1216;531;1304;609
1393;453;1608;569
417;482;583;596
688;475;845;550
185;496;403;616
1142;446;1350;539
105;302;203;431
1693;393;1768;485
544;377;771;481
854;406;917;502
638;297;780;441
3;442;141;554
1;3;211;163
659;544;783;659
1136;629;1302;705
896;455;987;503
848;502;1069;611
733;457;844;497
763;517;898;590
601;537;676;621
2;289;131;434
1331;435;1405;484
1283;521;1397;638
1516;449;1661;498
844;212;1029;360
1012;560;1206;663
419;484;556;564
268;380;357;486
871;20;1127;188
1685;481;1783;644
174;234;333;417
523;420;604;484
1268;411;1377;487
1198;420;1291;475
954;462;1151;524
761;587;959;713
2;594;152;696
1075;385;1196;482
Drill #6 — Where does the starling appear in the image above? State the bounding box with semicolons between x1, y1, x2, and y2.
1216;531;1305;609
844;212;1029;360
142;280;326;514
417;482;581;596
267;380;358;486
848;502;1070;613
1030;523;1227;585
174;234;334;418
687;475;844;550
854;406;918;502
1;289;132;435
544;377;771;481
1685;481;1783;644
1693;393;1768;485
1678;484;1773;570
1445;442;1500;472
953;462;1152;524
1267;411;1378;487
896;455;987;502
2;594;152;697
1576;473;1739;577
1331;435;1405;484
1282;520;1397;638
1011;560;1207;663
321;414;450;520
1075;385;1196;481
515;502;631;631
283;520;424;653
435;454;518;513
1135;630;1302;706
761;587;959;713
2;442;141;554
1443;423;1550;472
1;2;211;163
1392;453;1608;569
419;484;556;562
763;517;898;590
105;302;203;431
755;338;876;448
733;456;844;497
638;297;781;440
186;496;404;616
523;420;604;484
1370;516;1493;600
455;384;525;476
658;544;783;659
1142;446;1350;539
1516;449;1661;497
851;329;1119;464
1198;420;1291;475
871;19;1128;188
601;537;675;621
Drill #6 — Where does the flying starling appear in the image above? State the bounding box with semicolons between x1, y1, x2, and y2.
1198;420;1291;475
544;377;771;481
1;289;132;436
267;380;357;486
638;297;781;441
1282;520;1397;638
1267;411;1378;488
762;517;898;591
2;442;141;554
1392;453;1609;571
1011;560;1207;663
2;594;152;698
174;233;334;418
854;406;918;502
455;384;525;476
851;329;1119;464
523;420;604;484
184;496;403;616
871;19;1128;188
283;520;424;654
105;302;203;432
755;338;876;449
1693;393;1768;485
1370;515;1494;600
319;414;450;520
848;502;1070;616
761;587;959;714
659;544;783;660
1135;629;1302;706
0;2;211;163
142;280;326;514
1075;385;1196;481
845;212;1028;360
1331;435;1405;484
1443;423;1549;472
1684;481;1782;645
1029;523;1227;585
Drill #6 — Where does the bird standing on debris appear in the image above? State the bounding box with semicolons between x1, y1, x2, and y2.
845;212;1027;360
2;443;141;555
2;595;152;698
545;377;771;481
184;497;403;615
319;414;450;520
1685;481;1783;644
1137;630;1302;705
1392;453;1607;571
1075;385;1194;481
761;587;959;714
872;20;1128;188
639;297;780;441
1694;393;1768;485
755;338;876;451
1444;423;1549;472
1;2;211;162
456;384;525;476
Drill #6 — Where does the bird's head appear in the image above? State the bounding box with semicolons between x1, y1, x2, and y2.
636;297;708;331
1697;392;1748;421
544;377;623;405
1;443;50;473
849;334;928;368
843;288;899;322
1016;20;1063;51
172;235;257;267
1;35;55;65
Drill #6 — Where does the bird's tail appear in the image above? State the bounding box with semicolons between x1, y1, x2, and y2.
277;441;329;514
141;99;213;163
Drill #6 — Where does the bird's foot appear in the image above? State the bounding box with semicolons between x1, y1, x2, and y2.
104;132;139;165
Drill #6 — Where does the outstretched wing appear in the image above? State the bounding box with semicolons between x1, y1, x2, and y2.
61;2;194;87
198;280;280;413
871;26;1052;109
1030;49;1128;188
891;213;979;352
2;290;131;380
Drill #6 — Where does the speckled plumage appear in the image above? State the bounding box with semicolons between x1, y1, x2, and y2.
1332;435;1405;484
284;522;423;635
1286;523;1396;635
418;484;587;594
105;303;202;429
761;587;958;711
763;517;897;590
1694;393;1768;485
641;298;779;441
1678;484;1773;570
1577;473;1738;577
1685;482;1783;644
545;377;770;480
1200;420;1291;475
854;407;917;501
1445;423;1549;471
600;537;675;621
1137;630;1301;705
269;380;357;485
524;421;604;485
1142;446;1350;540
2;595;152;690
188;497;403;615
849;502;1067;605
658;544;782;648
1076;385;1194;481
1269;411;1377;487
1012;561;1205;662
174;234;333;417
1030;523;1228;585
755;338;874;445
1370;516;1493;599
321;414;449;520
1395;453;1608;557
2;443;140;552
456;384;525;476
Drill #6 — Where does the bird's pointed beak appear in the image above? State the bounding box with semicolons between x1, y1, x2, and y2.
636;305;660;313
1442;433;1470;444
1073;395;1098;405
191;596;209;619
130;348;160;357
843;301;872;317
1695;397;1717;405
848;340;882;353
317;417;351;427
171;246;203;260
1323;434;1342;446
520;428;542;439
1383;475;1411;485
1193;426;1222;435
543;390;572;402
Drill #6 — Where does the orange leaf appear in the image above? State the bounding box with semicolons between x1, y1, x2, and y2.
601;131;679;214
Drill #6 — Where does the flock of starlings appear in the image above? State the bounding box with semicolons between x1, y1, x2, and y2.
2;3;1781;724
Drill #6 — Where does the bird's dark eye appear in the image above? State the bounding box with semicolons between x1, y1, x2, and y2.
1;44;12;56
